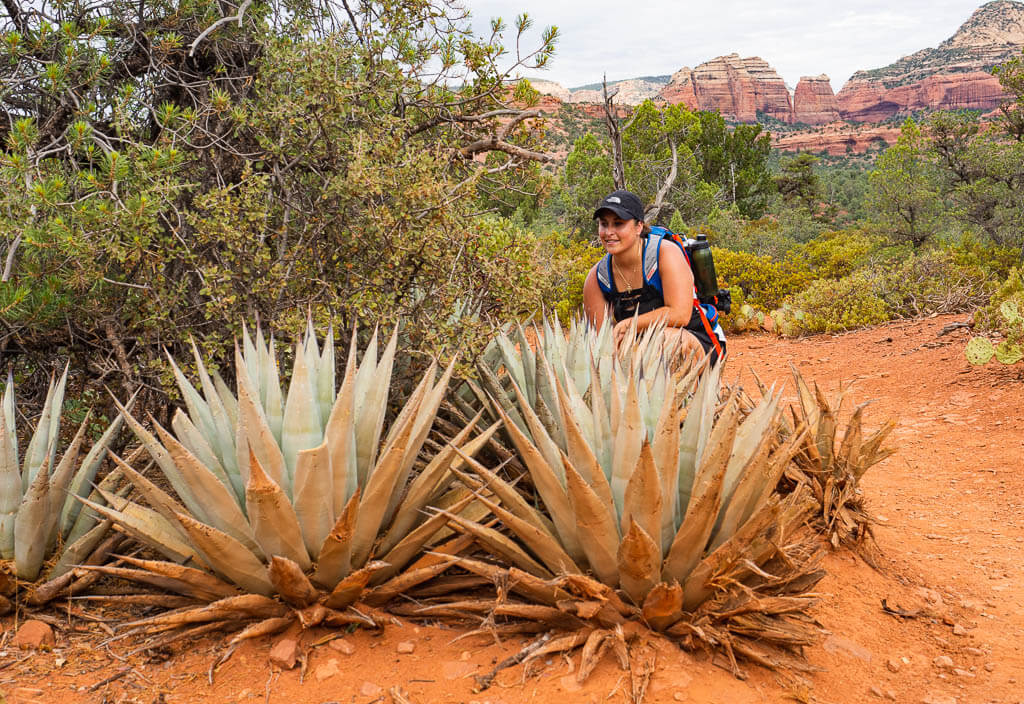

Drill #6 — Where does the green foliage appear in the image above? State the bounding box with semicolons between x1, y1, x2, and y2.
867;119;946;247
541;235;604;321
788;273;889;334
797;229;883;280
967;285;1024;366
0;0;562;394
775;153;823;215
692;112;775;218
975;268;1024;334
713;247;814;312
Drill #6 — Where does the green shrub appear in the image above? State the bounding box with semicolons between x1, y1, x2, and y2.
796;229;884;280
714;248;814;312
788;272;889;334
876;252;989;318
975;268;1024;333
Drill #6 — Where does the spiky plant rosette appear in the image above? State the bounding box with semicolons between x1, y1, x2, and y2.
773;366;896;556
88;321;497;646
0;367;126;610
405;317;826;678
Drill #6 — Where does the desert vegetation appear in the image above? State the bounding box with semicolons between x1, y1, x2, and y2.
1;0;1022;700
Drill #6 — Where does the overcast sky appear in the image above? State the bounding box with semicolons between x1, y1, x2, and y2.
465;0;992;91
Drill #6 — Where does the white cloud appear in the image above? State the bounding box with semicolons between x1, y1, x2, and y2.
464;0;993;90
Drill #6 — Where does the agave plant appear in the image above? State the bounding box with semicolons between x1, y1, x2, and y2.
90;321;496;644
775;366;896;555
413;317;825;678
0;367;125;595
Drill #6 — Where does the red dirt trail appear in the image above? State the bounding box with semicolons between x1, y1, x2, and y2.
2;313;1022;704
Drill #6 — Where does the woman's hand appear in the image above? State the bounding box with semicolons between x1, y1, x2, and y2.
612;319;634;350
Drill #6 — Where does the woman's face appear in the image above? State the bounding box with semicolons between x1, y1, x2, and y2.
596;210;643;256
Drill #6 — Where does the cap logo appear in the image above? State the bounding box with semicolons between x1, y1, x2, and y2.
606;196;621;203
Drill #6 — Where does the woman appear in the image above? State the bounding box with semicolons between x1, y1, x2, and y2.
582;190;726;364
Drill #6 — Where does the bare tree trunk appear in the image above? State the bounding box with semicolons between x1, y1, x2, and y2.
602;77;626;190
645;139;678;224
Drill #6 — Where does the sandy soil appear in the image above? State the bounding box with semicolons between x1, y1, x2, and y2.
2;313;1022;704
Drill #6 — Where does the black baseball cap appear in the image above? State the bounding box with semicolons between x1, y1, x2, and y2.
593;190;645;222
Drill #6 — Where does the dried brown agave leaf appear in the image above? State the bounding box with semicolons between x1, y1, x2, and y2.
641;581;683;631
450;453;556;538
323;560;389;610
175;511;274;596
563;457;620;587
621;441;661;550
115;555;239;600
267;555;319;608
313;488;360;589
617;519;661;606
82;563;238;602
245;449;310;570
125;593;288;631
109;453;190;529
471;493;582;576
75;494;198;565
228;615;296;646
14;462;51;579
441;509;552;579
554;375;614;510
491;400;583;563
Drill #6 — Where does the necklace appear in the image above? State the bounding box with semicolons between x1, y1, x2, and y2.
612;239;642;291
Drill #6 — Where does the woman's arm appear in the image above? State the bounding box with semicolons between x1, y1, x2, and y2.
612;242;694;345
582;265;609;329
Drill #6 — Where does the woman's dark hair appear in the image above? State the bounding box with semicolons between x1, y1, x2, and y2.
641;222;652;236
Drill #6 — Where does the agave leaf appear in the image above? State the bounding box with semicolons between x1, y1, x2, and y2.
64;466;124;547
175;511;274;596
235;348;287;488
720;393;779;510
610;368;644;518
476;360;528;437
47;518;112;580
171;409;232;495
442;509;552;579
621;441;662;552
20;368;61;491
322;560;389;610
280;343;320;492
564;457;620;587
260;333;285;443
555;377;614;510
212;370;239;432
14;460;51;579
77;495;199;565
109;454;190;530
267;555;319;608
188;339;239;484
375;493;476;582
46;411;90;545
292;441;334;556
312;488;360;589
662;398;739;584
113;397;209;525
384;357;458;524
354;327;396;485
316;324;336;428
509;377;565;486
377;414;488;556
450;453;557;538
709;429;777;552
651;376;682;552
514;323;537;407
490;401;583;564
154;421;258;553
125;593;287;630
588;354;613;480
642;581;683;631
496;333;529;406
349;392;420;568
617;519;661;605
676;363;720;521
0;375;17;559
473;492;582;576
60;400;129;535
245;450;311;570
325;334;358;516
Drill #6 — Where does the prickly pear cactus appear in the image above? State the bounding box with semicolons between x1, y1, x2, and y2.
965;337;995;365
994;341;1023;365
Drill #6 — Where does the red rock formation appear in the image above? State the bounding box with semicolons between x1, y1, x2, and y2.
792;75;840;124
659;54;792;123
836;0;1024;121
837;71;1007;121
773;124;903;155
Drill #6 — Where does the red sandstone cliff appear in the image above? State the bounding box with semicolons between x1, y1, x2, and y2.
836;0;1024;121
659;54;793;123
792;75;840;124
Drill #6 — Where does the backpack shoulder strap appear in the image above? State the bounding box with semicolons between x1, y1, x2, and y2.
596;254;613;295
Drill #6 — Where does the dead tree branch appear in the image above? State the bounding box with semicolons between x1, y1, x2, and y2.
646;138;678;223
602;76;626;190
189;0;253;56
